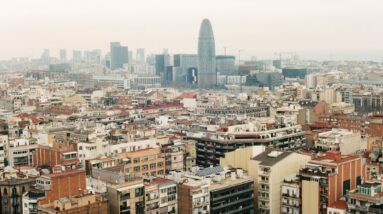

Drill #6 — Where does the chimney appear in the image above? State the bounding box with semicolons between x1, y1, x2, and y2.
231;172;236;181
326;151;341;161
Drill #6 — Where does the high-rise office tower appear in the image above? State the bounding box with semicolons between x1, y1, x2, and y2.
128;51;133;64
173;54;198;83
216;55;235;75
155;54;170;76
198;19;216;89
110;42;129;70
72;50;82;64
136;48;145;64
59;49;67;62
84;49;102;65
40;49;50;65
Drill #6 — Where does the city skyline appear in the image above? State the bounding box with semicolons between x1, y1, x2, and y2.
1;0;383;61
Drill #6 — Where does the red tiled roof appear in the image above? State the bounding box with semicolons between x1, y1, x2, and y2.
313;151;359;164
152;177;173;184
328;200;347;210
44;169;84;178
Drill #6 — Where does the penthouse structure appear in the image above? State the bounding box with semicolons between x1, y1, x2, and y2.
314;128;361;155
190;124;306;167
346;181;383;213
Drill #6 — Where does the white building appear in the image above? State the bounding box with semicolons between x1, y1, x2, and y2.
77;138;110;166
93;75;130;89
8;138;37;167
109;138;159;155
315;128;362;155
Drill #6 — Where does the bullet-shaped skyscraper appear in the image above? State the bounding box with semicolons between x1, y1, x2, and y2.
198;19;216;89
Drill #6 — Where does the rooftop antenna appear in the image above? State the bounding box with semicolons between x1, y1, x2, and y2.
223;46;228;56
238;49;244;92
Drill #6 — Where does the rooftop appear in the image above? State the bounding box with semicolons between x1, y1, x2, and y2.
252;149;292;166
196;166;224;177
328;200;347;210
43;169;84;178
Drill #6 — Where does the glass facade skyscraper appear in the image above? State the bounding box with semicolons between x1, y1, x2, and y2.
110;42;129;70
198;19;216;89
216;55;236;75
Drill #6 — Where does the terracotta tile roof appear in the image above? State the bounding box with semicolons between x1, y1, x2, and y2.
328;200;347;210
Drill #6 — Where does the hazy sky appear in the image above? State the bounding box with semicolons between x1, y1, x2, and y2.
1;0;382;60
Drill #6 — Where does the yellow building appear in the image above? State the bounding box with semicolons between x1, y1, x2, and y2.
106;177;145;214
252;150;311;214
119;148;165;177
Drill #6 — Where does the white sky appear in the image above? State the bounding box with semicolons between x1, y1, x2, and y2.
0;0;382;60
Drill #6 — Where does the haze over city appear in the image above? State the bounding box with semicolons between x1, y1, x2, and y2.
2;1;383;214
1;0;382;60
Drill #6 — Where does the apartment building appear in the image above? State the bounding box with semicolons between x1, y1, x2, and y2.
106;177;145;214
300;151;363;214
32;141;79;170
314;128;362;155
144;177;177;214
38;194;109;214
346;181;383;213
118;148;166;177
177;179;210;214
8;138;37;167
191;124;306;167
252;150;311;214
0;176;36;214
281;175;301;214
36;169;86;205
0;134;7;169
209;173;254;214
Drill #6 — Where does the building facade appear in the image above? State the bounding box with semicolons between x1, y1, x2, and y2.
198;19;216;89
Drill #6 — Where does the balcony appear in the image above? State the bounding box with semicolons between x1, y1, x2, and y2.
259;195;270;201
259;179;269;184
193;200;209;208
212;197;252;211
259;203;270;210
259;170;271;177
211;188;253;202
281;193;298;198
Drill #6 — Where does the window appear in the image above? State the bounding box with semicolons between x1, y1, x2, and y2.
135;187;144;197
133;158;140;164
134;166;140;172
150;163;156;169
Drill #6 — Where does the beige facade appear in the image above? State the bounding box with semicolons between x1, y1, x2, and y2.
119;148;165;177
220;146;266;171
302;180;319;214
106;178;145;214
219;146;266;210
254;151;311;214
